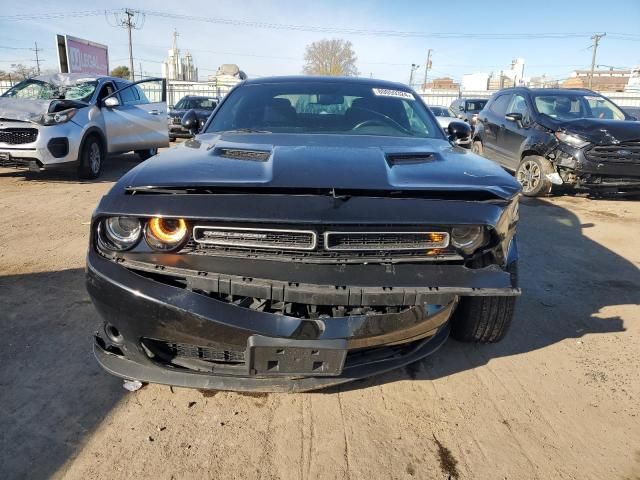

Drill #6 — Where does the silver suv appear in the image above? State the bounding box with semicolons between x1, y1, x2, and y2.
0;73;169;179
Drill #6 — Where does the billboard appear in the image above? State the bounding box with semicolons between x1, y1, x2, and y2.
56;35;109;76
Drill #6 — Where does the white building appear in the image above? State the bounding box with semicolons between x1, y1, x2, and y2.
161;30;199;82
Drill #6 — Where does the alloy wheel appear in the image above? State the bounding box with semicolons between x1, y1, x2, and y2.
89;142;101;174
516;160;541;194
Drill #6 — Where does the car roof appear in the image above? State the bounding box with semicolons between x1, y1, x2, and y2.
242;75;412;91
496;87;603;97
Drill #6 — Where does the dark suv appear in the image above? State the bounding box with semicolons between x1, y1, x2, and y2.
449;98;488;127
473;87;640;196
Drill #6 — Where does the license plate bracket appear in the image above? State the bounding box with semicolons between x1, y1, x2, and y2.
247;336;347;376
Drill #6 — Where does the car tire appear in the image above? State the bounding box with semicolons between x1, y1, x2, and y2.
516;155;554;197
78;134;104;180
136;148;158;160
450;259;517;343
472;140;483;155
169;137;176;142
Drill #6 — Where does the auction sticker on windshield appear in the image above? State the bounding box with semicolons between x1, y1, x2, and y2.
372;88;414;100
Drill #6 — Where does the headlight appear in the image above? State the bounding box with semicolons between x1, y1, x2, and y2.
451;226;487;254
145;217;188;251
41;108;77;125
555;131;589;148
100;216;142;251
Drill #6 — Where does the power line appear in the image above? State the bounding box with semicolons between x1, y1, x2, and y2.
0;10;121;21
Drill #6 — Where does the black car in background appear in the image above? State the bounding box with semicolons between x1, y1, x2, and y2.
472;87;640;196
449;98;488;127
168;95;219;140
87;76;520;392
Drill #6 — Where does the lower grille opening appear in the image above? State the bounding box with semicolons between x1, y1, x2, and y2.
141;338;246;373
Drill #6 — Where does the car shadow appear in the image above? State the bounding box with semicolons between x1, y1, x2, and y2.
332;197;638;392
0;152;146;184
0;268;124;479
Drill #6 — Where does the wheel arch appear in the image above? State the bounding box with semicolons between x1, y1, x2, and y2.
78;127;106;161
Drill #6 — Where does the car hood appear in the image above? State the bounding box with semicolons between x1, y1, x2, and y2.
539;117;640;144
0;97;87;123
119;132;521;200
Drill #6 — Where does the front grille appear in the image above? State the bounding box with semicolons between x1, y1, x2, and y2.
0;128;38;145
172;117;182;125
324;231;449;251
193;226;317;250
585;141;640;164
142;338;245;364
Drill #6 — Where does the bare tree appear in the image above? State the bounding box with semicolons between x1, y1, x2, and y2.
10;64;38;80
303;39;359;77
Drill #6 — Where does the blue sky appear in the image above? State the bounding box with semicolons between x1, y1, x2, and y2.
0;0;639;84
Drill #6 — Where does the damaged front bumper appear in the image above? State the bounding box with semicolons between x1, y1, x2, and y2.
87;248;519;392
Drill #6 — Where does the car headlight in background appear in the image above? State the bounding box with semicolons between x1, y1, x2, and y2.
100;216;142;251
41;108;77;126
555;131;589;148
145;217;188;251
451;226;487;254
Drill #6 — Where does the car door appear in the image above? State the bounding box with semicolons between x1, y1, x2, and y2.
102;79;169;153
501;94;532;170
479;93;512;164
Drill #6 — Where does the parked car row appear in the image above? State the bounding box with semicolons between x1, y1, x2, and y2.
167;95;218;141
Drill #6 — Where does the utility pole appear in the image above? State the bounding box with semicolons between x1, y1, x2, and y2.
422;49;433;90
33;42;41;75
139;62;143;80
589;33;606;90
110;9;145;80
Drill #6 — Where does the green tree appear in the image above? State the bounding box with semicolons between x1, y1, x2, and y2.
303;39;359;76
110;66;131;79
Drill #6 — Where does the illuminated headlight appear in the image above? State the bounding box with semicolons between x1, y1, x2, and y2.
471;114;478;124
100;216;142;251
451;226;487;254
41;108;77;125
145;217;189;251
555;131;589;148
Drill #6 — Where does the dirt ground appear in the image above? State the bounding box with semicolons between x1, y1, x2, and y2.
1;150;639;480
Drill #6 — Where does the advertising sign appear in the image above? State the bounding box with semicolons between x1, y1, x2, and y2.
57;35;109;76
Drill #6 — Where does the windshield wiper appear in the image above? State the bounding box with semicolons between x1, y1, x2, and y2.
224;128;272;134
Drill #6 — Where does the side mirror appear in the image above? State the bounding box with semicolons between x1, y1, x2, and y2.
448;121;472;148
458;105;465;112
505;112;523;123
181;109;200;135
104;97;120;108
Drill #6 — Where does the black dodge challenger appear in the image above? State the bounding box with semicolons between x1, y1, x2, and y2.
87;76;521;392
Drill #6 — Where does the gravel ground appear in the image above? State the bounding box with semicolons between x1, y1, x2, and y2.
1;150;639;480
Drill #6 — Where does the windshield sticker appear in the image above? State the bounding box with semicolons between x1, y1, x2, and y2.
372;88;414;100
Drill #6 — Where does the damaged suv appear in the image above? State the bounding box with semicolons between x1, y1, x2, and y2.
0;74;169;178
87;76;521;392
473;87;640;196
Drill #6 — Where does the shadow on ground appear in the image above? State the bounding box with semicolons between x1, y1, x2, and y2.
0;152;145;184
335;197;639;391
0;268;123;480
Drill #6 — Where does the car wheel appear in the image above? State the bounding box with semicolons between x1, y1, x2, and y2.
136;148;158;160
516;155;554;197
472;140;483;155
78;135;104;179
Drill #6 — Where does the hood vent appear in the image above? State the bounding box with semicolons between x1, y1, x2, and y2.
214;147;271;162
385;152;435;166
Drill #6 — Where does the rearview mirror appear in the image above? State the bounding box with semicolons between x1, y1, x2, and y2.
104;97;120;108
447;121;472;148
181;109;200;135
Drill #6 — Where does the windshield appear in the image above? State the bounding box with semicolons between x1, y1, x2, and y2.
465;100;487;112
2;79;97;102
206;82;443;138
429;106;449;117
175;97;218;110
533;93;626;121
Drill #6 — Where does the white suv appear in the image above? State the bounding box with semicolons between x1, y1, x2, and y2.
0;73;169;179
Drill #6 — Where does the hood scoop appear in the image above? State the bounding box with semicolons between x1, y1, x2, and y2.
385;152;436;166
213;147;271;162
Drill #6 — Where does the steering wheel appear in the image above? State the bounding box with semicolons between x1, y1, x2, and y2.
350;108;414;135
